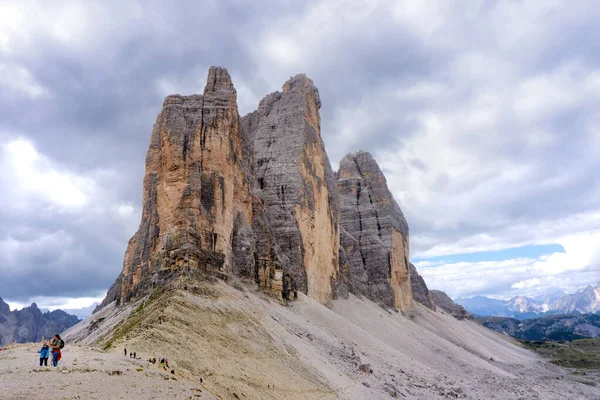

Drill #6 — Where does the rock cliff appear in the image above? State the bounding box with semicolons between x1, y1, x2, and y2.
337;151;412;310
100;67;288;307
241;74;340;303
430;290;472;320
409;263;436;310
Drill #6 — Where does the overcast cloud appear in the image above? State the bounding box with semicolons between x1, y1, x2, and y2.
1;0;599;309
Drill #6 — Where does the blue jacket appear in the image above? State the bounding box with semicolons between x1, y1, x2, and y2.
39;345;50;359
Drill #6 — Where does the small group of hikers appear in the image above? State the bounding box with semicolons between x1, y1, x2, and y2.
124;348;174;374
124;348;137;359
38;334;64;367
148;356;171;372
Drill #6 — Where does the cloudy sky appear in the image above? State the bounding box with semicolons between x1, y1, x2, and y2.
1;0;599;311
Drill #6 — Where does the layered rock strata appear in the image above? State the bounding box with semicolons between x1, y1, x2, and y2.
101;67;287;307
409;263;436;310
337;151;412;310
241;75;340;303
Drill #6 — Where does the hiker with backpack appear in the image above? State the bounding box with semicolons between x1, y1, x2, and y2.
38;340;50;367
50;334;64;367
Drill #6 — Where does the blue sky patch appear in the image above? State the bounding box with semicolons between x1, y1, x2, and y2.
414;244;565;265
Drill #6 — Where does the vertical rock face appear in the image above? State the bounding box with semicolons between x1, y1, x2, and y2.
101;67;285;306
409;263;436;310
100;67;416;312
241;75;340;303
337;151;412;310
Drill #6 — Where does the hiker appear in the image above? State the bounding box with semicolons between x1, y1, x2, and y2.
165;358;169;368
133;351;136;359
124;348;127;356
50;334;63;367
130;352;132;358
160;358;166;370
38;340;50;367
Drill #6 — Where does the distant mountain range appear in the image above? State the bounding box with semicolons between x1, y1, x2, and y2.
456;283;600;320
0;297;80;346
479;314;600;341
41;303;99;320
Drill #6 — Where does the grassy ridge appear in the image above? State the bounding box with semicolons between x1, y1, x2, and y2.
522;338;600;370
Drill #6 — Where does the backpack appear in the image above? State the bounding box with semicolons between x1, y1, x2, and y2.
59;339;65;349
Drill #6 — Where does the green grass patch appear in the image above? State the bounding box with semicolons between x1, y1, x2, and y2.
522;338;600;369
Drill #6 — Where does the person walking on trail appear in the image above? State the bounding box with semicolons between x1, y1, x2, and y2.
38;340;50;367
124;348;127;357
50;334;63;367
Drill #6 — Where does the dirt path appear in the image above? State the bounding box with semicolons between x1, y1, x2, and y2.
0;343;215;400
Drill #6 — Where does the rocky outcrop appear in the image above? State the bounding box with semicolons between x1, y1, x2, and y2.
99;67;417;311
100;67;288;307
0;297;9;315
0;298;79;346
337;151;412;310
241;75;340;303
430;290;472;320
409;263;435;310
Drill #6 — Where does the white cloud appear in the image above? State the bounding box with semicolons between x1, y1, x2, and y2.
418;228;600;299
0;64;46;98
0;138;92;211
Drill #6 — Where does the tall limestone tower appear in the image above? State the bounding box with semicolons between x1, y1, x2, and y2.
99;66;412;312
242;75;340;303
101;67;287;306
337;151;413;311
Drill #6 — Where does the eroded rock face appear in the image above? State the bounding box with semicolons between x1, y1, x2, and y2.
337;151;412;310
101;67;286;306
241;75;340;303
430;290;473;320
409;263;436;310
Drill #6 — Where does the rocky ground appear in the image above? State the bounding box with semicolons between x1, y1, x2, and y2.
47;280;600;399
0;343;214;400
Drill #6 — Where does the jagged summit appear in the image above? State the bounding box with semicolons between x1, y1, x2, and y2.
204;66;235;93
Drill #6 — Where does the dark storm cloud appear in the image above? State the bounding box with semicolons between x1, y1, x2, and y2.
1;0;599;303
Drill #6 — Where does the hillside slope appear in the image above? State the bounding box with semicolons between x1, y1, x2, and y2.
63;278;600;399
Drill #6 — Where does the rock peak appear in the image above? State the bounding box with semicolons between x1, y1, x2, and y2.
282;73;321;108
204;66;234;94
